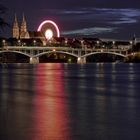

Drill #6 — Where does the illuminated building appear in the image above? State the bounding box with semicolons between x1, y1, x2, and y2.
12;15;61;46
12;14;30;39
12;14;19;39
12;14;46;45
20;14;30;39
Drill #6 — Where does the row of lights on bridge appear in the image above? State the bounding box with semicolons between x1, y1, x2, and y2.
96;40;133;45
1;39;134;47
1;39;37;46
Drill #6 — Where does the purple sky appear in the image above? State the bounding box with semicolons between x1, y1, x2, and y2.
1;0;140;39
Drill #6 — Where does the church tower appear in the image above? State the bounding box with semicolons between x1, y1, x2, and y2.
132;34;137;46
20;13;29;39
12;14;19;39
20;13;27;33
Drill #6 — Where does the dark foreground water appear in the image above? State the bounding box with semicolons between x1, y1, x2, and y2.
0;63;140;140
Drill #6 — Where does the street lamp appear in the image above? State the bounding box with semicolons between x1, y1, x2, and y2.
2;39;8;50
23;42;26;46
112;41;115;49
65;38;68;45
97;41;99;45
129;41;133;45
18;40;21;46
129;41;133;52
33;40;36;46
96;40;100;48
2;39;6;46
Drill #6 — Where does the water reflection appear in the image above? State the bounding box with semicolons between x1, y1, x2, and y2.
63;63;140;140
0;64;35;140
33;64;70;140
0;64;140;140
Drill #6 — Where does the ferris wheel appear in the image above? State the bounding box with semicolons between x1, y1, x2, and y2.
37;20;60;40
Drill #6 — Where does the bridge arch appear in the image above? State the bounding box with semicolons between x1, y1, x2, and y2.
81;51;126;63
0;50;31;58
34;50;79;63
35;50;79;58
0;50;31;63
82;52;126;58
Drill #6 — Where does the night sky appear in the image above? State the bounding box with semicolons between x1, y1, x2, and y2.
1;0;140;39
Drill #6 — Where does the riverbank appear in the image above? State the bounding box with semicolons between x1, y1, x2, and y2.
125;52;140;63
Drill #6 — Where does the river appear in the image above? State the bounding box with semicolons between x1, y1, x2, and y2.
0;63;140;140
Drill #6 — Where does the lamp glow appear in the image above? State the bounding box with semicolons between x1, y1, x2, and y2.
45;29;53;40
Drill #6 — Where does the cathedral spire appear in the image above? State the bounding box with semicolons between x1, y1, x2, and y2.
12;13;19;39
132;33;137;46
14;13;18;25
20;13;27;33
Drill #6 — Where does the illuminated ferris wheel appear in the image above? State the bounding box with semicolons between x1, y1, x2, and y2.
37;20;60;40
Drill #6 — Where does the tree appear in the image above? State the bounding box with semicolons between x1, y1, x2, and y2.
0;4;9;31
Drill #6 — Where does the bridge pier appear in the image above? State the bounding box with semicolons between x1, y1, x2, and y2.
77;57;86;64
30;57;39;64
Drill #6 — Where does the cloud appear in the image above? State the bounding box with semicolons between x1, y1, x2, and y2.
39;7;140;38
111;17;137;24
62;27;116;36
42;8;140;25
99;8;140;25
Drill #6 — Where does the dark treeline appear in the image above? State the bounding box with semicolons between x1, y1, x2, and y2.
0;4;9;33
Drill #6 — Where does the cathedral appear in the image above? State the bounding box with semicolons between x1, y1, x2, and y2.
12;14;47;45
12;14;30;39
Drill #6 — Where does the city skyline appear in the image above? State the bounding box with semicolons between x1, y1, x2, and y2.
1;0;140;39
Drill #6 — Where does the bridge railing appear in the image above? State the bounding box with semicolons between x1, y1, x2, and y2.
0;46;130;57
0;46;130;51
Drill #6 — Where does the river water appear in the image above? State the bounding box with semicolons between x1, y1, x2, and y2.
0;63;140;140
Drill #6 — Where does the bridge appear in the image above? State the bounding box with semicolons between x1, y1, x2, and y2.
0;46;131;63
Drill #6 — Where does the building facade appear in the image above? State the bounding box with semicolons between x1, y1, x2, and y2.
12;14;30;39
12;14;46;45
12;14;20;39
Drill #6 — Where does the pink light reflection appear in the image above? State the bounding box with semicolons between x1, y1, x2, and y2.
32;64;70;140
